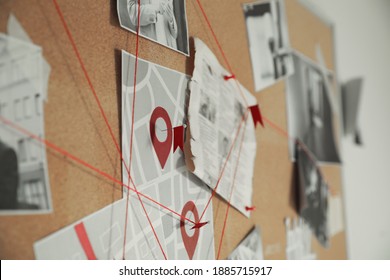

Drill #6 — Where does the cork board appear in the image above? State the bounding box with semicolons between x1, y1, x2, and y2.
0;0;347;260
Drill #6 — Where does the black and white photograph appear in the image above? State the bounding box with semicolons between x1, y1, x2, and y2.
228;226;264;260
296;144;329;247
0;34;52;214
243;0;294;92
234;99;245;127
286;53;340;163
198;90;216;123
218;133;230;160
117;0;189;56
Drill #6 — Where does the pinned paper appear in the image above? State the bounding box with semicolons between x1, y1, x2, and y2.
117;0;190;56
242;0;294;92
121;51;215;260
285;52;340;163
316;45;339;115
296;143;329;247
187;38;257;218
0;33;52;214
227;226;264;260
328;195;344;237
249;105;264;128
7;14;51;101
341;78;363;145
34;198;168;260
285;217;316;260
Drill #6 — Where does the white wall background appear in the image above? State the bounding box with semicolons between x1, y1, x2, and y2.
303;0;390;259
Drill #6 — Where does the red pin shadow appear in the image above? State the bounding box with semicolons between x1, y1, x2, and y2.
150;107;172;169
180;201;200;260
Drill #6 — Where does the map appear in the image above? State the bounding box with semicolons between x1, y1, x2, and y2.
34;52;215;260
121;51;215;259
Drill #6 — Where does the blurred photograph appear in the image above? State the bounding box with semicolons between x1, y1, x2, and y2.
296;144;329;247
243;0;294;91
286;53;340;163
0;34;51;214
228;226;264;260
198;90;217;124
285;217;316;260
117;0;189;56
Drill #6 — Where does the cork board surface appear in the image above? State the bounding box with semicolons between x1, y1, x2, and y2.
0;0;346;260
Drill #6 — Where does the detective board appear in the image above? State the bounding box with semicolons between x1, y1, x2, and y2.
0;0;347;259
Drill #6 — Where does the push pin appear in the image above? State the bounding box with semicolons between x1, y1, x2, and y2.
191;221;209;230
223;74;235;81
245;206;256;212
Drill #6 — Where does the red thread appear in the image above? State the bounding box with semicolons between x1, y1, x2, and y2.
195;0;248;107
249;105;264;128
50;0;337;261
0;116;196;227
52;0;167;260
195;1;233;77
194;0;335;195
198;110;249;222
217;116;248;260
52;0;130;176
74;222;97;260
122;0;167;261
194;1;262;226
264;114;328;188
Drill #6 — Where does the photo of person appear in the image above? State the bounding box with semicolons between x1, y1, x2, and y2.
286;53;340;163
243;0;294;91
0;34;52;214
0;138;19;210
117;0;189;56
218;133;230;160
296;144;329;247
0;116;51;212
198;90;216;123
234;100;245;127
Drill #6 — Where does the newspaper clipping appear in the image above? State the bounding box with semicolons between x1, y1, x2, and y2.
187;38;257;217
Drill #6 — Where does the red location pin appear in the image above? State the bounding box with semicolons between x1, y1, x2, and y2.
150;107;172;169
180;201;200;260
